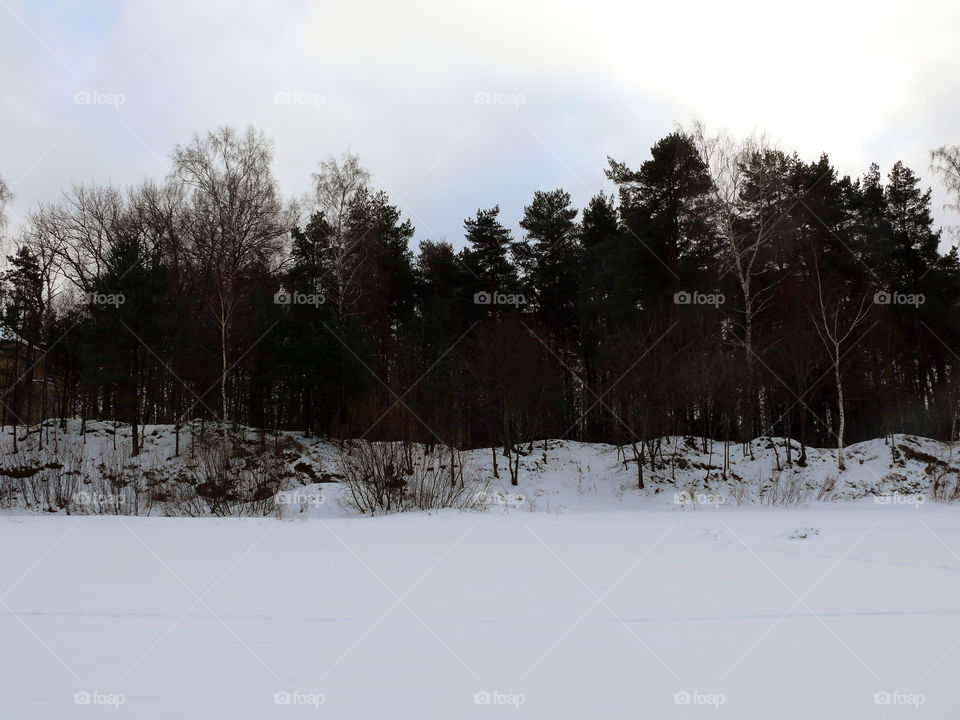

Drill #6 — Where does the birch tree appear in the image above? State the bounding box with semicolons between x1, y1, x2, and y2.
809;256;872;471
311;152;370;320
172;126;290;445
0;174;11;232
931;145;960;240
692;123;789;443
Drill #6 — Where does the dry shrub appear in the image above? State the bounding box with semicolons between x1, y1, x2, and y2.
168;438;286;517
338;441;487;515
80;444;161;515
759;469;813;507
0;440;85;512
931;468;960;502
816;474;838;501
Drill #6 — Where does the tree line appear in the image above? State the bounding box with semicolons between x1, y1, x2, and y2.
2;125;960;482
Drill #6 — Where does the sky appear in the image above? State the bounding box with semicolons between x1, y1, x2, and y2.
2;0;959;248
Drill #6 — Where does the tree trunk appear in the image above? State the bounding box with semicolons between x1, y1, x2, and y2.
835;356;846;472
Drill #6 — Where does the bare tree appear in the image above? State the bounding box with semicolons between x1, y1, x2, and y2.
311;151;370;320
0;174;11;232
28;183;131;293
692;122;790;444
128;179;188;262
172;126;291;445
931;145;960;240
128;179;191;451
809;256;872;472
931;145;960;209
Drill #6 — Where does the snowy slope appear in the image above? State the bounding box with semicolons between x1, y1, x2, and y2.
2;422;959;516
2;424;959;717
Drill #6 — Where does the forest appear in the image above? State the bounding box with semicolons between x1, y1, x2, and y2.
2;124;960;480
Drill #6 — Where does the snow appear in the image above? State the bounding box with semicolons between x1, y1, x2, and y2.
2;505;959;718
2;427;960;717
3;423;957;516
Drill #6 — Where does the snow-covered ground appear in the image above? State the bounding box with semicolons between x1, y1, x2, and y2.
3;422;959;516
2;427;960;717
2;505;959;718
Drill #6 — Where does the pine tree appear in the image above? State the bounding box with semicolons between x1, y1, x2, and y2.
514;188;580;337
1;246;45;444
81;235;166;455
885;161;941;285
461;206;519;314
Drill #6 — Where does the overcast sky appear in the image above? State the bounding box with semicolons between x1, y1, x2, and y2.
2;0;959;247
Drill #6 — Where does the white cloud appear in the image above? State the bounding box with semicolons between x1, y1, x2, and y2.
2;0;958;243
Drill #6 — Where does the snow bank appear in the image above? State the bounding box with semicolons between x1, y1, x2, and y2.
2;422;959;516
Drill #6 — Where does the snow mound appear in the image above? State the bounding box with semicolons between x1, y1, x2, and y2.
2;424;960;516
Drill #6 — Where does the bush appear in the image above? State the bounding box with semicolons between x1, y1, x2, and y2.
931;468;960;502
759;469;813;507
338;441;487;515
0;440;84;512
169;438;286;517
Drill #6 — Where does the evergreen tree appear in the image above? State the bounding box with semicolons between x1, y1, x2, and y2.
461;205;518;306
514;188;580;339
